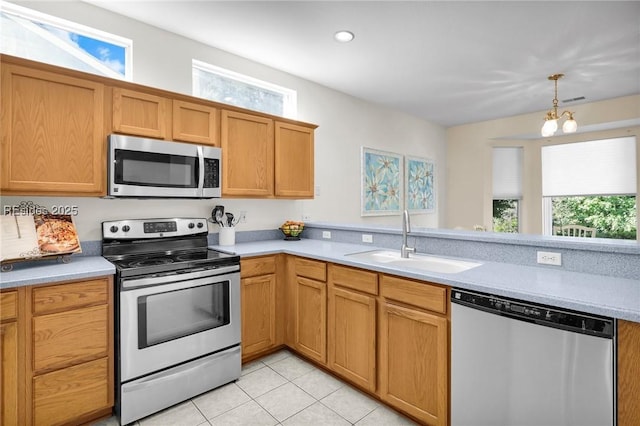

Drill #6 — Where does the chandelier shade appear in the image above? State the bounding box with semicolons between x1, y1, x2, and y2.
541;74;577;137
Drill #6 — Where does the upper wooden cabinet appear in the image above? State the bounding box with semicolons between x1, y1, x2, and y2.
1;64;105;196
221;110;275;197
111;87;170;139
172;100;219;145
275;122;314;198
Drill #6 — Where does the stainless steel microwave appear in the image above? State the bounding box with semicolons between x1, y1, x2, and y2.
108;134;221;198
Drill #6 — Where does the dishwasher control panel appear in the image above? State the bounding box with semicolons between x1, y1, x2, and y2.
452;289;614;338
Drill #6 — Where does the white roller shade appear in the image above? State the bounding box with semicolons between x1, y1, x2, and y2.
541;137;637;197
493;147;523;198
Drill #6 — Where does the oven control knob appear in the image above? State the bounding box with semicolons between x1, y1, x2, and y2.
110;225;119;233
122;225;130;232
188;222;195;229
197;222;204;228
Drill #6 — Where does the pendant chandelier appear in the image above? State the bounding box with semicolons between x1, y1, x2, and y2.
541;73;577;137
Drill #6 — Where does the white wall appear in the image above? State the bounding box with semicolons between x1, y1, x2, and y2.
6;1;446;241
446;95;640;234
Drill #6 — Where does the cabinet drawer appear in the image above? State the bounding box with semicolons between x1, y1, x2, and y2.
33;305;108;373
329;264;378;295
295;257;326;281
1;291;17;321
33;357;110;426
32;278;108;315
381;275;447;314
241;256;276;278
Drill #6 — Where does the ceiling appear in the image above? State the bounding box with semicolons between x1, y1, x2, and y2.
87;1;640;128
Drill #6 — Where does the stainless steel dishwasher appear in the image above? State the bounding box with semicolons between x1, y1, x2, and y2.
451;289;615;426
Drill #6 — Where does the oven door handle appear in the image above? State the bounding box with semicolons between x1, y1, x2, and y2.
122;264;239;289
122;346;240;393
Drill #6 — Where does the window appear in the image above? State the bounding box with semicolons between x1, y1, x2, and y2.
1;1;132;79
541;137;637;239
192;59;297;118
492;147;523;233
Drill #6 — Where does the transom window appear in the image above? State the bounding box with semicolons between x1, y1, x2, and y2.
192;59;297;118
1;1;132;80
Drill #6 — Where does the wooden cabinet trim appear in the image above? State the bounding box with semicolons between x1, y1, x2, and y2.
1;291;18;321
241;255;277;278
328;263;378;295
32;278;109;315
294;257;327;282
618;319;640;425
381;275;447;315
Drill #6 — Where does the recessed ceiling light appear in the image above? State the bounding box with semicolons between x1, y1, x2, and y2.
334;30;354;43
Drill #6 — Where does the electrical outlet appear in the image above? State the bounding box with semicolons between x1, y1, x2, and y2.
362;234;373;243
238;211;247;223
537;251;562;266
315;186;321;196
302;214;312;221
322;231;331;239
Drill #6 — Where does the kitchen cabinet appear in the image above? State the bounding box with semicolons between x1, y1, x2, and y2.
292;257;327;363
172;100;219;145
618;319;640;425
27;277;114;426
221;110;274;197
240;256;279;360
0;62;105;196
327;264;377;392
274;121;314;198
378;275;449;426
111;87;171;139
1;290;22;426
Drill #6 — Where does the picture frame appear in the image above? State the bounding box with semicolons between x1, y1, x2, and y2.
405;155;436;213
361;147;403;216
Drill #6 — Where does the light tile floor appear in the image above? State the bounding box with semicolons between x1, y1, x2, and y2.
94;349;417;426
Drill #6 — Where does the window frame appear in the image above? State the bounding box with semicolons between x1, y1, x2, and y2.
1;1;133;80
192;59;297;119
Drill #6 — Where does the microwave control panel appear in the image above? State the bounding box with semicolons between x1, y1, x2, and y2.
204;158;219;188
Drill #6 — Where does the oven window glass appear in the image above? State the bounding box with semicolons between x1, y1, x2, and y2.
138;282;230;348
115;150;198;188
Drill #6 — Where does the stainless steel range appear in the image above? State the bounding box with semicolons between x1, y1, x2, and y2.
102;218;241;425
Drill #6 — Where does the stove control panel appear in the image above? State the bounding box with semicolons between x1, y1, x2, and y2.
103;218;208;239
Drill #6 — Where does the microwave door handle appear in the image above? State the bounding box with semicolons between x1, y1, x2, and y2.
196;146;205;197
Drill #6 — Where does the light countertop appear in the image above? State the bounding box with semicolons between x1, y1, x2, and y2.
0;256;115;289
212;239;640;322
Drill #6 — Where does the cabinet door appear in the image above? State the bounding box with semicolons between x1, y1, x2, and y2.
619;319;640;426
379;302;448;426
274;122;314;198
221;110;274;196
112;87;170;139
1;65;105;195
241;274;277;358
1;322;18;426
294;276;326;363
173;100;219;145
33;358;110;426
328;286;376;392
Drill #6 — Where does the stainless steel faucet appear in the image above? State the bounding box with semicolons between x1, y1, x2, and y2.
401;209;415;258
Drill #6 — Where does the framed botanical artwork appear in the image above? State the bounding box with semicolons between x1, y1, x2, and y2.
361;147;403;216
405;156;436;213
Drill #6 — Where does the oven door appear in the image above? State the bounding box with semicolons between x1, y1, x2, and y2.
119;266;240;382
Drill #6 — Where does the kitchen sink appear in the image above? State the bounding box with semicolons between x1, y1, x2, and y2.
345;249;482;274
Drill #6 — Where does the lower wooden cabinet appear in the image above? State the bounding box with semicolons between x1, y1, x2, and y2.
1;276;114;426
1;291;20;426
292;257;327;364
240;255;281;360
378;275;449;426
327;264;377;392
618;319;640;426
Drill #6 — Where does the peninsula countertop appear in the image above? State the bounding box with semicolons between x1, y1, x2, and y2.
211;239;640;322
